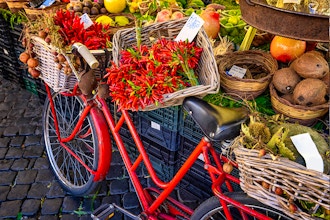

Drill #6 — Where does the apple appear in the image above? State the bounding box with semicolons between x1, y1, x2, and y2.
199;8;220;39
155;9;172;22
171;11;184;20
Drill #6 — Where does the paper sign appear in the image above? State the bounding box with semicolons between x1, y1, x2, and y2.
227;65;247;78
151;121;161;131
175;13;204;42
39;0;55;8
80;13;94;29
283;0;301;3
290;133;324;173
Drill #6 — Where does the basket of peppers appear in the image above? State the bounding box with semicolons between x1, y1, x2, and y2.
107;17;220;111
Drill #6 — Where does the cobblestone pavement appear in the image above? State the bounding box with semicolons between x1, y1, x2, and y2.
0;76;202;220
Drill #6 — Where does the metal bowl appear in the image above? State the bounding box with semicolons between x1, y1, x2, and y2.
239;0;330;42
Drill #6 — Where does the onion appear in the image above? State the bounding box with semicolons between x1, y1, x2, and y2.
223;162;233;174
38;30;47;39
29;68;40;78
27;58;39;68
57;54;66;63
19;52;30;64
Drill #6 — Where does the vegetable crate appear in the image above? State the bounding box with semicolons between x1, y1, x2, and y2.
178;137;241;196
179;114;226;151
233;143;330;219
112;17;220;111
137;116;182;151
119;135;179;182
138;106;183;132
31;36;111;92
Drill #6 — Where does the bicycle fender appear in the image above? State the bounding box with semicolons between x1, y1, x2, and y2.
90;106;112;182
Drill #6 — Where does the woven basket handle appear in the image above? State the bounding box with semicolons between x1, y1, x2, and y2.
72;43;99;69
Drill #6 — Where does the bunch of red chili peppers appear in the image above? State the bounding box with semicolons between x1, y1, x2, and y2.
104;38;203;111
54;9;111;50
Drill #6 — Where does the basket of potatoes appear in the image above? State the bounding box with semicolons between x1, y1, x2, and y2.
270;51;329;126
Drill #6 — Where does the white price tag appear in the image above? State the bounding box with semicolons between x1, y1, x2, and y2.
227;65;247;79
175;13;204;43
39;0;55;8
290;133;324;173
151;121;161;131
80;13;94;29
283;0;301;3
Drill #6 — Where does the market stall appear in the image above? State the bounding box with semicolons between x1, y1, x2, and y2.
0;0;329;218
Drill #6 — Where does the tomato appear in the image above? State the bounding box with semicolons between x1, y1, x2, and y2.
270;36;306;63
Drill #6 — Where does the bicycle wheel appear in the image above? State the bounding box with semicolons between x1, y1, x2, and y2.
43;92;111;196
190;192;293;220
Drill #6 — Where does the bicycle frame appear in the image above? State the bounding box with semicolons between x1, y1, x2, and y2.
45;83;272;220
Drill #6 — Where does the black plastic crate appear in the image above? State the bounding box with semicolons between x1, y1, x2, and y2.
10;28;21;42
10;25;24;48
179;137;241;195
107;99;138;124
179;114;225;151
147;152;178;182
180;114;204;144
177;179;212;204
137;116;182;151
138;106;183;132
0;33;13;45
121;136;179;182
14;44;25;61
141;137;178;164
1;54;22;73
0;42;17;59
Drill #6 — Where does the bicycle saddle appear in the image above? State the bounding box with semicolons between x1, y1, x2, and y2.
182;97;248;142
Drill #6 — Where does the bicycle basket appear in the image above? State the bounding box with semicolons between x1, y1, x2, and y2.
31;36;111;92
232;132;330;220
112;17;220;111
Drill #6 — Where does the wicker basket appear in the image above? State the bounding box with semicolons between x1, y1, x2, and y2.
112;17;220;111
0;0;7;9
269;82;329;126
31;36;111;92
24;1;67;20
217;50;278;100
233;142;330;220
6;0;28;13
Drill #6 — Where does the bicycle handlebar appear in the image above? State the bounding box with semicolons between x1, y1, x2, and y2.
72;43;99;69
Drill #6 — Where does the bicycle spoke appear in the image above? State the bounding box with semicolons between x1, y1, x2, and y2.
44;92;103;195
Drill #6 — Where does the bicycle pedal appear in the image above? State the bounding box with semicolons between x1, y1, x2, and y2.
91;204;115;220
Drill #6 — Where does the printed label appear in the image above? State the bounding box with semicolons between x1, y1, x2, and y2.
283;0;301;4
290;133;324;173
80;13;94;29
227;65;247;78
151;121;161;131
175;13;204;42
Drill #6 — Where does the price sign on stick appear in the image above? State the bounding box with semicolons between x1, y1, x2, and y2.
175;13;204;42
80;13;94;29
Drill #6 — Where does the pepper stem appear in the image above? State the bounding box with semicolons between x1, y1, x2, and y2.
135;20;142;49
181;62;199;86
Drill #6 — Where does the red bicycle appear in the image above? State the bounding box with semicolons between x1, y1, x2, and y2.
41;44;292;220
